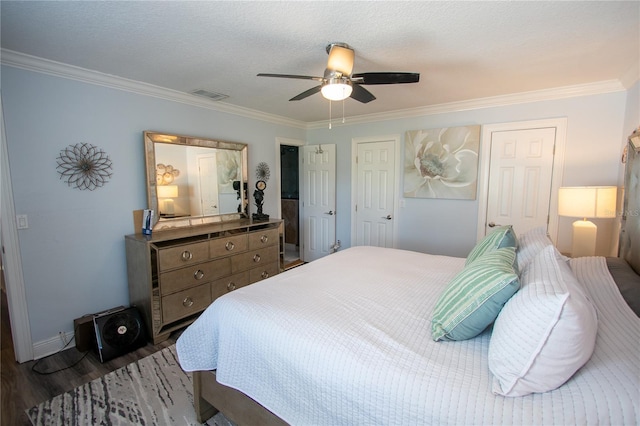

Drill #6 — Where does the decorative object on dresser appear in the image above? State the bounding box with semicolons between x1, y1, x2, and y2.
252;162;271;221
558;186;617;257
125;219;283;344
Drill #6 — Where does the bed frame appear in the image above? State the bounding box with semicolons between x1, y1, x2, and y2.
193;370;287;425
192;137;640;426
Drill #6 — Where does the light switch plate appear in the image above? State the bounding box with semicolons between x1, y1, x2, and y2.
16;214;28;229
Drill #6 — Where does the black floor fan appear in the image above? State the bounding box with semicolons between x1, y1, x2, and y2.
93;307;146;363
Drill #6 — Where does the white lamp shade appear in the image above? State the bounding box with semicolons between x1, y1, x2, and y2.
157;185;178;198
558;186;617;218
327;45;354;76
321;82;353;101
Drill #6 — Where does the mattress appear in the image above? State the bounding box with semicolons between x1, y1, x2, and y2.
177;246;639;425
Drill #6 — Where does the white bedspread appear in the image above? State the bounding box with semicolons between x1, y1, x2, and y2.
177;246;639;425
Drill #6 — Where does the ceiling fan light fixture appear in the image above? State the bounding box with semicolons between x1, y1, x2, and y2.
321;77;352;101
326;43;354;76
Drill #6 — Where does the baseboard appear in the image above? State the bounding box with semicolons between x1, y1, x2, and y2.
32;331;76;360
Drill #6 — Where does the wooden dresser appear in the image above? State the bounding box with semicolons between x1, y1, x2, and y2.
125;219;283;344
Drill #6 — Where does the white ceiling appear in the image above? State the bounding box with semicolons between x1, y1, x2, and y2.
1;1;638;123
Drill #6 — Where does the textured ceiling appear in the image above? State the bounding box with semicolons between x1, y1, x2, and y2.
1;1;638;123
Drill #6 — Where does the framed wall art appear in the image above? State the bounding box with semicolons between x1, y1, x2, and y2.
404;125;480;200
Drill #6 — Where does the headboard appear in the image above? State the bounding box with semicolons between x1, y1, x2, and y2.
619;137;640;275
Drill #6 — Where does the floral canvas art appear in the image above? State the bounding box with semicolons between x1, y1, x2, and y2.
404;125;480;200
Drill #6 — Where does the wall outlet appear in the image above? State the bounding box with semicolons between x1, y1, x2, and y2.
58;331;68;346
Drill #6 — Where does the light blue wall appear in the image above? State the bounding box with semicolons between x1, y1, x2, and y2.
1;63;635;350
307;91;628;257
1;66;304;343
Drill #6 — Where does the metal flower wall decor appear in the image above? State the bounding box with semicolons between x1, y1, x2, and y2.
56;143;113;190
404;125;480;200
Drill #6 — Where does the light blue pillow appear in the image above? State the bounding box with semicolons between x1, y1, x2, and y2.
432;247;520;341
466;225;518;266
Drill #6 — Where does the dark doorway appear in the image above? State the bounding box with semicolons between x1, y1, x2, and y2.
280;145;302;268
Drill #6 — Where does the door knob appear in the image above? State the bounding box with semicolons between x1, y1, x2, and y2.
382;215;392;220
324;210;334;215
488;222;502;227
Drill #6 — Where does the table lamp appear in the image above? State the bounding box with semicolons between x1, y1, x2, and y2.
157;185;178;215
558;186;617;257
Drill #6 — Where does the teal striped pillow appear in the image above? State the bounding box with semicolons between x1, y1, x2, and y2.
431;247;520;341
465;225;518;266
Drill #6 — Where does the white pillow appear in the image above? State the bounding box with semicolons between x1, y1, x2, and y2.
488;245;598;397
515;227;552;270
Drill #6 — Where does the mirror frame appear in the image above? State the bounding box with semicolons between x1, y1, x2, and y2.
144;131;248;230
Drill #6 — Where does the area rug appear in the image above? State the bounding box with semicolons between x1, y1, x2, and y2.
27;345;233;426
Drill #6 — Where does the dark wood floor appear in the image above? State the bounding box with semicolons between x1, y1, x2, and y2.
1;288;178;425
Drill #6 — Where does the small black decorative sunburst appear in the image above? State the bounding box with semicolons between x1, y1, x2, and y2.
56;143;113;190
256;162;270;182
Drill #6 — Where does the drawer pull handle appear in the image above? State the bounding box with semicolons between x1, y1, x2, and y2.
261;271;269;279
225;241;235;251
194;269;205;280
253;254;261;263
227;282;236;291
183;297;194;307
181;250;193;261
260;235;269;243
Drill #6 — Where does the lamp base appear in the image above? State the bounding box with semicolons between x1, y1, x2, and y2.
252;213;270;222
571;220;597;257
162;198;175;215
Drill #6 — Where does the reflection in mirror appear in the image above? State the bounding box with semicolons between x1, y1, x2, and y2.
144;131;248;230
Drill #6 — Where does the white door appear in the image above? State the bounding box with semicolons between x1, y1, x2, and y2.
352;137;398;248
302;144;336;262
484;128;557;237
198;154;219;216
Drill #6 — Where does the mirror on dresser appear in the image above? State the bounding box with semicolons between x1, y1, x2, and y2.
144;131;248;230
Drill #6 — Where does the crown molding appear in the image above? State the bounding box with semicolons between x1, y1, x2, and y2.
0;49;307;129
2;49;629;131
620;62;640;90
307;79;627;129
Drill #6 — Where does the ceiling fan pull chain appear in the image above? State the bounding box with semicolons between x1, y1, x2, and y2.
329;99;332;129
342;99;346;124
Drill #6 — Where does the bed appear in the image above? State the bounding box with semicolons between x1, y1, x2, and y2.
176;139;640;425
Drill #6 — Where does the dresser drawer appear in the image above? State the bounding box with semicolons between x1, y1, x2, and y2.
249;261;279;283
231;247;279;273
160;258;231;295
210;234;248;259
157;241;209;272
248;228;278;249
211;271;250;299
161;283;211;324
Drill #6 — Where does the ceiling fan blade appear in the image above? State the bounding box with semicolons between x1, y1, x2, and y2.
352;72;420;85
350;84;376;103
290;85;322;101
257;73;324;82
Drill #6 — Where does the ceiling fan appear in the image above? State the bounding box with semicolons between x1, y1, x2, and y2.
257;42;420;103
